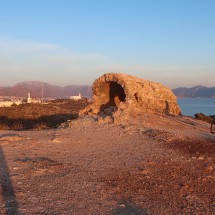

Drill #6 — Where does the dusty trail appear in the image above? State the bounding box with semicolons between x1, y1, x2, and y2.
0;114;214;214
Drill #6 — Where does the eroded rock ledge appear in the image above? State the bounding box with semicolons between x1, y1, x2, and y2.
80;73;181;123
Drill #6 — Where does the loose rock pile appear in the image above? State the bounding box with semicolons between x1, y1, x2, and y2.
79;73;181;124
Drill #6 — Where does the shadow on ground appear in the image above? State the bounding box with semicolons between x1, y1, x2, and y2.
0;145;20;214
112;201;150;215
0;114;77;130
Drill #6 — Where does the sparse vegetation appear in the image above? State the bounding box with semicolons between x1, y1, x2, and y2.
0;99;90;130
194;113;215;123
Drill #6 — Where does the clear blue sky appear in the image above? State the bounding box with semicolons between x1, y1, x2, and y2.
0;0;214;88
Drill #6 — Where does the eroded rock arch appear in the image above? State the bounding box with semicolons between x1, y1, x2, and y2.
80;73;181;120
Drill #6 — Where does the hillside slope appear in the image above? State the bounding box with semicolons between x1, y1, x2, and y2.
173;85;215;98
0;114;214;214
0;81;92;98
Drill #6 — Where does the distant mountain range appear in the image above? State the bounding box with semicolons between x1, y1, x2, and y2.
1;82;214;99
173;85;215;98
0;81;92;98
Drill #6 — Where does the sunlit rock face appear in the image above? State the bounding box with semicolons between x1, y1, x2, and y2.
79;73;181;122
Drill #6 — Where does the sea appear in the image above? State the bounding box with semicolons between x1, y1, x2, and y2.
177;98;215;117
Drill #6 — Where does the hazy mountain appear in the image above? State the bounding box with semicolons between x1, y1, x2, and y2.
173;85;215;98
0;81;92;98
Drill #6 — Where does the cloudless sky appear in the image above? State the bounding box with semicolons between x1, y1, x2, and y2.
0;0;214;88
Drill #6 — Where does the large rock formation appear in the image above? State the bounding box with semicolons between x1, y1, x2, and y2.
80;73;181;123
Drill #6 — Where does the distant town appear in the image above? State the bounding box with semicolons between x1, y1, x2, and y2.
0;92;84;107
0;81;92;101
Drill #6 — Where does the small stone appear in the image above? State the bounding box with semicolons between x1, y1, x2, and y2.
13;167;19;170
142;170;150;175
97;116;113;124
52;138;62;143
205;165;213;173
191;156;196;159
198;156;204;160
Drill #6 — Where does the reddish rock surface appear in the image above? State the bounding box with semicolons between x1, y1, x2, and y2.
80;73;181;122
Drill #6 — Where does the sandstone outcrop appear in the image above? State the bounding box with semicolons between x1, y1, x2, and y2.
79;73;181;123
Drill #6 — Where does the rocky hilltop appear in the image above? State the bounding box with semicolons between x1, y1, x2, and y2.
80;73;181;124
1;74;214;214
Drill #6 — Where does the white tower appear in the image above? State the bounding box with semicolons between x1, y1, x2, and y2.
27;92;32;103
41;82;44;104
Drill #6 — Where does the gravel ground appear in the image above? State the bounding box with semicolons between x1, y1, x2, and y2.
0;114;214;215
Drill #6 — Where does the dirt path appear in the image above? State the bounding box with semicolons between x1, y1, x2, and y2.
0;115;214;214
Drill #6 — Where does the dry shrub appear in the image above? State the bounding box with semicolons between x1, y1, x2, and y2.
194;113;214;123
0;99;90;130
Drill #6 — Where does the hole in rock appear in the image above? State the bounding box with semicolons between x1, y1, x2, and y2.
100;81;126;111
109;82;126;106
134;93;138;101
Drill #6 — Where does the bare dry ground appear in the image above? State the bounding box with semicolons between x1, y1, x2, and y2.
0;113;214;215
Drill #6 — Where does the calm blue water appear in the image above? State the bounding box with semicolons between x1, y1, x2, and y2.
177;98;215;117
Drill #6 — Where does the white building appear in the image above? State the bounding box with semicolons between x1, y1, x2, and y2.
26;93;42;104
0;101;21;107
70;93;82;100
